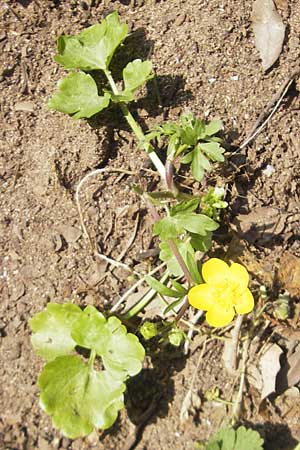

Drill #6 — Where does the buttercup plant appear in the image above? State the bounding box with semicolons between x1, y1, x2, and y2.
30;11;255;439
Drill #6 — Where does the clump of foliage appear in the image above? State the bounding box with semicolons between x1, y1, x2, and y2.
30;11;255;440
30;304;144;438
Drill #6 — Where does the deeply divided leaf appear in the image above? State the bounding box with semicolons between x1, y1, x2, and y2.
29;303;82;361
54;12;128;71
48;72;111;119
39;355;125;438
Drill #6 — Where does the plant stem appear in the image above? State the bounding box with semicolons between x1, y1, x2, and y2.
104;70;166;183
88;349;96;370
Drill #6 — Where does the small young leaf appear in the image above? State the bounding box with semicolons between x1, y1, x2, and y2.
39;355;125;438
54;12;128;71
29;303;82;361
101;316;145;379
140;321;158;340
199;142;225;162
205;119;223;136
145;275;182;298
123;59;153;93
168;326;185;347
48;72;111;119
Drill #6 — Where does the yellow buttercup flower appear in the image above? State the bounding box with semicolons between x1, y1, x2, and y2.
188;258;254;327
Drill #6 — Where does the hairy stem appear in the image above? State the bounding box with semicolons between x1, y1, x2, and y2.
104;70;166;183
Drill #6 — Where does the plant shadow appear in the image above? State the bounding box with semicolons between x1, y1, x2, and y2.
242;420;299;450
125;342;186;426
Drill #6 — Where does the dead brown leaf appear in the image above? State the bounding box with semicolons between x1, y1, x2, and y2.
260;343;283;400
278;252;300;296
252;0;286;71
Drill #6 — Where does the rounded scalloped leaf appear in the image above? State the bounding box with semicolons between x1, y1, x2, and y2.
38;355;125;439
101;316;145;379
53;12;128;71
71;305;110;354
29;303;82;361
48;72;111;119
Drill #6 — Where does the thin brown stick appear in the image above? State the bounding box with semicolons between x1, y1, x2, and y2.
240;66;300;150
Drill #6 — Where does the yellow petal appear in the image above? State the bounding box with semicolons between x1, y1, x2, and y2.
229;263;249;290
206;304;235;327
202;258;230;285
188;283;215;311
234;288;254;314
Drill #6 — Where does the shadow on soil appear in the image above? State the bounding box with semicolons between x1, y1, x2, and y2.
125;343;187;425
244;420;298;450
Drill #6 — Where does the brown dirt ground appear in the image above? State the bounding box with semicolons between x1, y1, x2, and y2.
1;0;300;449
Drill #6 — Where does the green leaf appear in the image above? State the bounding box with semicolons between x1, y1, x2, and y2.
54;12;128;71
205;119;223;136
235;426;264;450
206;426;264;450
153;216;183;241
71;305;109;354
140;321;158;340
123;59;153;93
101;316;145;379
163;298;184;315
191;148;211;181
180;150;194;164
186;252;202;284
168;326;185;346
170;198;200;216
48;72;111;119
159;239;195;277
190;232;213;252
145;275;182;298
71;306;145;380
199;142;225;162
176;213;219;236
29;303;82;361
38;355;125;439
171;279;188;295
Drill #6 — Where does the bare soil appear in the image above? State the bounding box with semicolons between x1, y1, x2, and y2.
1;1;300;449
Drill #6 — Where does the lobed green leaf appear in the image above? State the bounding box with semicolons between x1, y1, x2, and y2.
101;316;145;379
123;59;153;93
29;303;82;361
48;72;111;119
39;355;125;439
206;426;264;450
54;12;128;71
199;142;225;162
71;305;109;354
